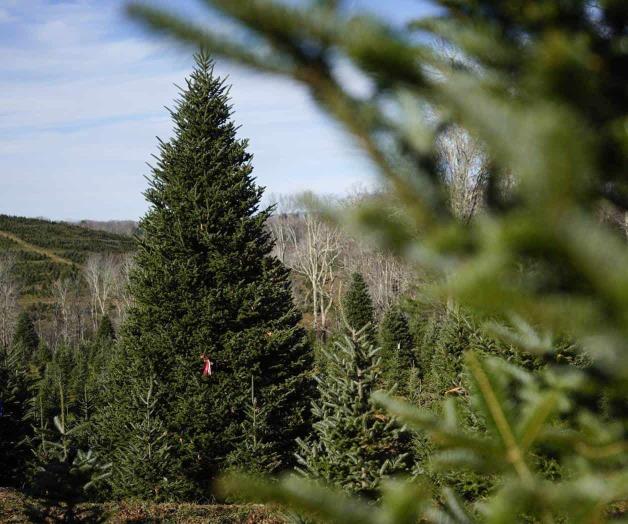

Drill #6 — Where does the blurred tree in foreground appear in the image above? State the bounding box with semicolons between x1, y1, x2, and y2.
128;0;627;521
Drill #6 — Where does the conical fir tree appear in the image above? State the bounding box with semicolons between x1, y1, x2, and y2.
342;273;375;343
103;52;312;496
379;304;415;389
95;315;116;343
296;329;408;498
12;311;39;357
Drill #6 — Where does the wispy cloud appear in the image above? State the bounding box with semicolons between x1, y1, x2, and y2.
0;0;440;220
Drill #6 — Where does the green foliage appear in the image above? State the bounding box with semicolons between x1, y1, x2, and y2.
342;272;375;343
296;329;408;498
378;304;414;390
225;376;282;476
12;311;39;357
130;0;628;521
24;336;111;493
0;215;134;262
95;315;115;343
408;309;499;499
109;378;189;501
0;343;32;487
100;51;313;498
0;215;134;301
29;344;77;431
29;415;110;522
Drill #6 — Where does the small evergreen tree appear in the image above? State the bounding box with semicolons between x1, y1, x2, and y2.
0;343;32;486
378;304;414;389
109;378;189;501
100;51;312;496
29;415;110;522
296;329;408;498
30;344;77;427
12;311;39;357
95;315;115;342
225;376;281;475
342;273;375;343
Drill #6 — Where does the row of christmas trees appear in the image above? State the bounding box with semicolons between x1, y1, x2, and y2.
0;283;432;503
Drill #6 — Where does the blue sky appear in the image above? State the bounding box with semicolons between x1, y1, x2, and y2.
0;0;435;220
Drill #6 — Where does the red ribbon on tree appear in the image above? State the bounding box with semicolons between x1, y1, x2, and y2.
201;354;213;376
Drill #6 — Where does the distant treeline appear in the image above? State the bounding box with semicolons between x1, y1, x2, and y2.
73;220;139;237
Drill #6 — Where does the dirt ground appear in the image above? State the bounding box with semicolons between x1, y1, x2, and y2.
0;488;285;523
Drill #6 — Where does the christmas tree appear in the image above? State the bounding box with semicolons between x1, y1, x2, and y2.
378;304;415;389
109;377;188;501
12;311;39;358
296;329;408;498
342;273;375;343
0;342;32;486
95;315;116;343
130;0;628;520
29;414;110;522
225;376;281;476
101;51;312;497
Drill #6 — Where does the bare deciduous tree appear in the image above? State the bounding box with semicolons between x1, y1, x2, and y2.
438;125;488;223
268;194;301;265
0;255;19;349
83;253;120;331
52;276;84;346
113;253;135;322
268;191;414;333
341;237;412;316
286;214;342;337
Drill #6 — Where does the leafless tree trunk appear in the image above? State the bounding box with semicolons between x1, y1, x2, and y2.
268;193;302;265
83;253;120;332
270;214;295;265
0;255;19;349
342;239;411;317
52;276;84;346
286;214;341;337
113;253;135;322
438;125;488;223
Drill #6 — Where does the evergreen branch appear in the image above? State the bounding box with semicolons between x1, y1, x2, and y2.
464;352;533;484
516;391;559;452
126;4;293;76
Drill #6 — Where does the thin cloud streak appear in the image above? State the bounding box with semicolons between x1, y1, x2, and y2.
0;0;401;220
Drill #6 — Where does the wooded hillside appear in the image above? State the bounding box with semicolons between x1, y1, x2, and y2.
0;215;135;300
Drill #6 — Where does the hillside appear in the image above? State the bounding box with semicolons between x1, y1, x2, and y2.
0;214;136;299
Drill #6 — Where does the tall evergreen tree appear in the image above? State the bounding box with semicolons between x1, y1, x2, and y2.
342;273;375;343
100;51;312;497
378;304;414;389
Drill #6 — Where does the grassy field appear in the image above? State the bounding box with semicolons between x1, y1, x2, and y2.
0;488;284;523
